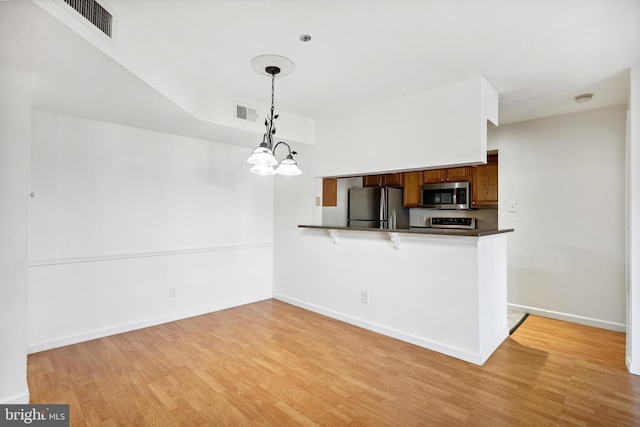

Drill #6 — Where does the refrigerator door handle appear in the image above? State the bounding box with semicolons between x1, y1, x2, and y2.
380;188;387;229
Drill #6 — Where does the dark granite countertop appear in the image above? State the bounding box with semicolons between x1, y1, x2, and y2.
298;225;513;237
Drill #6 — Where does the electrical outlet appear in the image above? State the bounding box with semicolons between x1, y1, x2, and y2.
361;290;370;304
169;287;177;298
315;196;321;206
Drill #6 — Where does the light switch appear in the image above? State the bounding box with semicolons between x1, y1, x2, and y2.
508;201;517;212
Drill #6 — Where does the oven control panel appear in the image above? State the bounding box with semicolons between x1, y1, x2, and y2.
429;217;476;229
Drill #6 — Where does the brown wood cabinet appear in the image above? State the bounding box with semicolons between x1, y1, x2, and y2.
402;171;423;207
446;167;472;182
362;173;404;187
357;153;498;209
362;175;383;187
422;169;445;184
322;178;337;207
382;173;403;187
471;154;498;208
423;167;471;184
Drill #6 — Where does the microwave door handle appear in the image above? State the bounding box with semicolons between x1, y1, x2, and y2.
453;188;457;205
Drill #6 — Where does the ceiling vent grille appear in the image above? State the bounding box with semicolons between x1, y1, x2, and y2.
63;0;112;37
236;104;258;122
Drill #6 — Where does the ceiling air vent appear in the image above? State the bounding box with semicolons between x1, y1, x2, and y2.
236;103;258;122
63;0;112;37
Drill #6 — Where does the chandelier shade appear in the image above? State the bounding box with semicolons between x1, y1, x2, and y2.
275;155;302;176
247;144;277;166
250;164;276;175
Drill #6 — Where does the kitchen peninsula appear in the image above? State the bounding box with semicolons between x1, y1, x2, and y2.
271;76;506;365
292;224;514;365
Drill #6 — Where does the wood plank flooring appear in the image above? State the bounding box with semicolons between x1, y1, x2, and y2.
28;299;640;426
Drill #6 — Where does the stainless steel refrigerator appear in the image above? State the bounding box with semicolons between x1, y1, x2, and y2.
348;187;409;229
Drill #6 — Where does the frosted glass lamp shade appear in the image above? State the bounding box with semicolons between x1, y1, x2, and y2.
247;146;277;165
250;163;276;175
275;156;301;176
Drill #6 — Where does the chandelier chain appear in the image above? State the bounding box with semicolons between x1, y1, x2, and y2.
268;73;276;142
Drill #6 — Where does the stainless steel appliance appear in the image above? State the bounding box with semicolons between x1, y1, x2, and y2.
421;181;471;209
429;217;476;229
348;187;409;229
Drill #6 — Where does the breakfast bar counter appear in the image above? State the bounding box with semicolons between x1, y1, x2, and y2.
282;224;514;365
298;224;513;238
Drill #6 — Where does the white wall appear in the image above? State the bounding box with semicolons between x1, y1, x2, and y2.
314;76;497;177
28;111;274;352
0;67;32;404
493;106;627;330
274;221;509;364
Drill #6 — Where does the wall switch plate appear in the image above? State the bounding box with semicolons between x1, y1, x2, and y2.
169;287;177;298
361;290;369;304
508;201;517;212
315;196;321;206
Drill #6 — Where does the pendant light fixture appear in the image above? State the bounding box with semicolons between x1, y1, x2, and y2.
247;55;301;176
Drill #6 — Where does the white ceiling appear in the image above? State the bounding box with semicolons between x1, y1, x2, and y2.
2;0;640;144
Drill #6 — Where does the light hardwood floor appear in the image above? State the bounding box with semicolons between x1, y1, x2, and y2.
28;299;640;426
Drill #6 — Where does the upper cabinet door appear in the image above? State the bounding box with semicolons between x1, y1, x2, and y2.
471;154;498;208
363;173;403;187
322;178;337;207
363;175;383;187
402;171;423;207
382;173;403;187
423;167;471;183
423;169;446;184
445;167;472;182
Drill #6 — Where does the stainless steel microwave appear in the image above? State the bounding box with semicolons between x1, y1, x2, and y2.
421;182;471;209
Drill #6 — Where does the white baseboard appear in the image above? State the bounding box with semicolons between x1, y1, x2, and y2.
507;303;626;332
0;390;30;404
274;294;503;366
480;327;509;365
27;294;272;354
627;356;640;376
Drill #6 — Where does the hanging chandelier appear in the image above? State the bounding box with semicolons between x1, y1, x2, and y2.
247;55;301;176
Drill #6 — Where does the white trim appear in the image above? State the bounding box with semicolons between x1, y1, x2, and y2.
507;303;626;332
0;391;30;405
480;327;509;364
29;242;273;267
275;294;502;366
627;356;640;376
27;294;272;354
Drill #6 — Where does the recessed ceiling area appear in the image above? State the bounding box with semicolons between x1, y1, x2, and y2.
1;0;639;144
